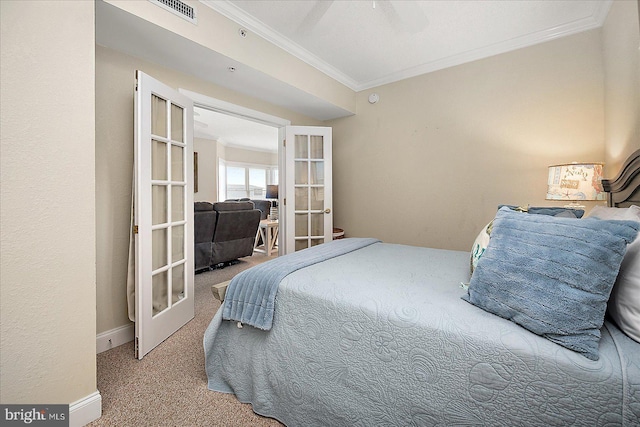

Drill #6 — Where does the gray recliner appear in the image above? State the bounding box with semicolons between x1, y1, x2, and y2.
226;198;271;220
211;201;261;265
194;201;261;272
195;202;217;272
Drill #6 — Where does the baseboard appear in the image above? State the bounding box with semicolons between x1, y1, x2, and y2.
69;391;101;427
96;323;134;354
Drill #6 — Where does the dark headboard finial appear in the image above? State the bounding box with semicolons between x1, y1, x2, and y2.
601;149;640;207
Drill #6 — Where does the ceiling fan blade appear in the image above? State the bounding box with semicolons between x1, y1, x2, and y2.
379;0;428;35
295;0;334;36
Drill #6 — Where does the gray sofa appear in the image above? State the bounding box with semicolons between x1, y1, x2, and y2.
226;199;273;247
194;201;261;272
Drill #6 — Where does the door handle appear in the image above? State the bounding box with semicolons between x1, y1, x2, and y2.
324;208;331;214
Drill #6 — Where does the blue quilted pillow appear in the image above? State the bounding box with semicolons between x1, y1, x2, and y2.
470;206;584;275
463;207;639;360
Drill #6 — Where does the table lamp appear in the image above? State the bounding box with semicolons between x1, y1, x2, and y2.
266;185;279;220
546;162;605;208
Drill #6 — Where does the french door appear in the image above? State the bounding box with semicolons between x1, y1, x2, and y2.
134;71;194;359
284;126;333;253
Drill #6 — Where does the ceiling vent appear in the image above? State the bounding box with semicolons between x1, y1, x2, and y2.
149;0;197;24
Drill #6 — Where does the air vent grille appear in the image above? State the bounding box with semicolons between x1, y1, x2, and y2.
150;0;197;24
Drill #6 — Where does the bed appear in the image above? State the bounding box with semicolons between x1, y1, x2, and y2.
204;149;640;426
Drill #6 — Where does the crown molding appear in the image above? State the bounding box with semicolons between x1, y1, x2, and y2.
219;140;278;154
200;0;359;89
355;0;613;91
201;0;613;92
359;0;613;91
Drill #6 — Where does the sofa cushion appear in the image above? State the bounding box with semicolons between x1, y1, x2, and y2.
213;210;261;241
251;200;272;220
213;201;255;212
194;201;214;212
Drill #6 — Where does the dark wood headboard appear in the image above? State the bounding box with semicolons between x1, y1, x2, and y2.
601;149;640;208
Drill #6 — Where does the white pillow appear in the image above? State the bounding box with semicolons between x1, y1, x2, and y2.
587;205;640;343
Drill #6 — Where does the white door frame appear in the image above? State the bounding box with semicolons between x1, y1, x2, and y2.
179;90;291;252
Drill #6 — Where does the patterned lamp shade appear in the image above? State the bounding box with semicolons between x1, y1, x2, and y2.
546;162;605;201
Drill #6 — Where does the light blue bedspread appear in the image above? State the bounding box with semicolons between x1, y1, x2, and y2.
205;243;640;426
222;237;380;330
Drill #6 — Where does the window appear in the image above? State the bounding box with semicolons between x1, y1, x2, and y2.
219;160;277;200
227;166;246;199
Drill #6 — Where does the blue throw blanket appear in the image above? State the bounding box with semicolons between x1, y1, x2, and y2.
222;237;380;330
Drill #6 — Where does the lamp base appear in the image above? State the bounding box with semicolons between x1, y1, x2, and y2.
268;207;278;220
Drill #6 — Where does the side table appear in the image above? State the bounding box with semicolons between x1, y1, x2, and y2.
254;219;279;256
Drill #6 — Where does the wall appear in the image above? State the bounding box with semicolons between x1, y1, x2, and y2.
194;137;218;202
96;45;321;336
223;145;279;165
0;0;98;416
602;0;640;172
329;29;605;251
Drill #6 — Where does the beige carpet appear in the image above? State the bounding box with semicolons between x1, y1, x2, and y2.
89;255;284;427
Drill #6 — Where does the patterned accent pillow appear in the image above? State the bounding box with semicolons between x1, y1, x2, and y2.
470;221;493;275
469;206;584;275
463;207;639;360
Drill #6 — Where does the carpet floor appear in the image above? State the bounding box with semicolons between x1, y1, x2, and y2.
89;255;284;427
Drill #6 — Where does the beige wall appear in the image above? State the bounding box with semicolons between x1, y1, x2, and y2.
602;0;640;173
223;145;279;165
0;0;97;408
96;45;321;335
329;29;606;251
194;137;218;202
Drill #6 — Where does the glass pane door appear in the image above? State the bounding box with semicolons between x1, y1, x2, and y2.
285;126;332;253
150;96;187;316
134;71;194;359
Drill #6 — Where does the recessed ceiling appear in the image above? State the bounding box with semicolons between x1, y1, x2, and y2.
194;107;279;152
204;0;612;91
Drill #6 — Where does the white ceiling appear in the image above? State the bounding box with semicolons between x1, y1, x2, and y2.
205;0;612;91
194;107;279;152
96;0;612;153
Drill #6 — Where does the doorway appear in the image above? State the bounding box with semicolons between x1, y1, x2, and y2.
181;89;290;251
193;107;279;203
